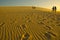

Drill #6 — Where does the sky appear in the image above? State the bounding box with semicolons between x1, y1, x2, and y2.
0;0;60;11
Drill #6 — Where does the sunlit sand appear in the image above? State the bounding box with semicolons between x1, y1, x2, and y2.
0;6;60;40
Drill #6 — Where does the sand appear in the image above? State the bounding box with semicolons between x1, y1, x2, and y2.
0;6;60;40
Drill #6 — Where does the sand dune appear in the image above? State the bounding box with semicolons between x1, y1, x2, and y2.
0;6;60;40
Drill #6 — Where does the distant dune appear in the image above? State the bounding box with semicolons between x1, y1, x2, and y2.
0;6;51;12
0;6;60;40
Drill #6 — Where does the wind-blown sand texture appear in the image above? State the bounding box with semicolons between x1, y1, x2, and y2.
0;6;60;40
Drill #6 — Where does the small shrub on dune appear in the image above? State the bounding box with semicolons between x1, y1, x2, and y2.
32;6;36;9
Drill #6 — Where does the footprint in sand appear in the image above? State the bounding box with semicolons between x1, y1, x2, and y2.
21;33;32;40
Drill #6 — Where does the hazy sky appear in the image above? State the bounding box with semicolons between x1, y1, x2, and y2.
0;0;60;10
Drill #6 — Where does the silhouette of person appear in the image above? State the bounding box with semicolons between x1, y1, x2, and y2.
54;6;57;12
52;6;57;12
52;6;54;11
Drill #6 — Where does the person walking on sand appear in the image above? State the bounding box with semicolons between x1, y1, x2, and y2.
52;6;57;12
54;6;57;12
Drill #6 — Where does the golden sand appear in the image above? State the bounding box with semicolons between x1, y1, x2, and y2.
0;6;60;40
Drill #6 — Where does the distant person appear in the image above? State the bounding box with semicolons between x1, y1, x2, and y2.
52;6;54;11
52;6;57;12
54;6;57;12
